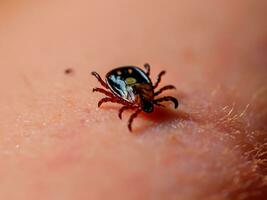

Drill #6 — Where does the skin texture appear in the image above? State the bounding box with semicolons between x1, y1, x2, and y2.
0;0;267;199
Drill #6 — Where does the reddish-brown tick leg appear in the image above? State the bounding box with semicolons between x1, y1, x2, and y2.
153;70;166;89
92;87;114;98
144;63;151;76
91;71;109;89
154;96;178;109
154;102;166;108
98;97;128;108
154;85;176;96
128;109;142;132
118;105;137;119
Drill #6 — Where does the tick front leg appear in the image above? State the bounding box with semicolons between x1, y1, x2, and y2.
144;63;151;76
93;87;114;98
154;85;176;96
97;97;128;108
154;96;179;109
153;70;166;89
91;71;109;89
118;105;138;119
128;109;142;132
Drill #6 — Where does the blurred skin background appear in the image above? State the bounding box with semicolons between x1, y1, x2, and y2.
0;0;267;199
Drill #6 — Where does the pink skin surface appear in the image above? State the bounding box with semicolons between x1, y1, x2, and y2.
0;0;267;200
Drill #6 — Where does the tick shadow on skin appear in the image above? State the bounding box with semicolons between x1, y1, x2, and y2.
136;91;193;133
144;106;191;123
135;107;195;133
101;104;195;134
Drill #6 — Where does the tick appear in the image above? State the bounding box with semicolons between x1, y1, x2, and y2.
91;63;178;132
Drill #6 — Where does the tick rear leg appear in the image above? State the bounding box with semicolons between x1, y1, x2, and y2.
91;71;109;89
128;109;142;132
98;97;128;108
93;87;114;98
154;96;179;109
154;85;176;96
144;63;151;76
153;70;166;89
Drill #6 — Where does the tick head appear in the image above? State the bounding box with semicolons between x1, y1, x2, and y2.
141;97;154;113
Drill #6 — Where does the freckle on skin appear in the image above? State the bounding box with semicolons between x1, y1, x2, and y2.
64;68;74;75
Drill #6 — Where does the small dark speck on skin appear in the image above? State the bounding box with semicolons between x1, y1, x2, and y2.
65;68;74;75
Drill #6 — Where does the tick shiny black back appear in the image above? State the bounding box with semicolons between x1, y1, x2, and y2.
106;66;152;103
91;63;178;132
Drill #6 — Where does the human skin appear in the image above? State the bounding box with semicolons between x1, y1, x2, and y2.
0;0;267;199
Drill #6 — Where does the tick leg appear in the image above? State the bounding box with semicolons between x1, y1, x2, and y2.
91;71;109;89
153;70;166;89
93;87;114;98
154;85;176;96
128;109;142;132
154;96;179;109
98;97;128;108
154;102;166;107
118;105;137;119
144;63;151;76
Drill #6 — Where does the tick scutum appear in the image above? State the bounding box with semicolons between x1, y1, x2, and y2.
105;66;152;102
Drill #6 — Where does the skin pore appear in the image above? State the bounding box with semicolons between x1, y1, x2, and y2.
0;0;266;199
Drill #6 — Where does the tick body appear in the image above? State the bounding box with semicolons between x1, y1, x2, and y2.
91;63;178;132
